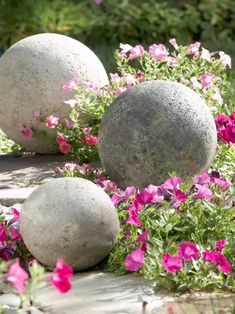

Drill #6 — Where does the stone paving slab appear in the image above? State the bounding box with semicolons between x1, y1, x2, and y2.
0;187;37;206
33;271;174;314
0;154;67;189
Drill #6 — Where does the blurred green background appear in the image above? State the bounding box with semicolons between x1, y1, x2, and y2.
0;0;235;73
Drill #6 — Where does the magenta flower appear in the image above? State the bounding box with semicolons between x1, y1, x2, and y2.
136;230;149;243
6;260;29;293
221;124;235;144
202;251;231;274
178;242;199;262
199;72;215;89
162;253;183;273
193;172;212;185
111;189;125;206
76;163;93;176
169;38;178;49
129;45;145;60
65;163;76;171
21;126;32;140
87;81;99;94
124;186;137;200
214;240;227;252
126;207;142;227
135;190;153;205
125;248;145;272
62;77;80;93
98;179;117;193
10;226;21;242
59;141;71;154
50;259;73;294
84;135;98;145
136;71;145;83
145;184;164;203
149;44;168;61
195;184;213;200
187;42;201;55
45;115;59;128
9;208;20;224
162;177;183;191
56;134;68;145
171;189;187;207
219;51;232;69
0;224;7;242
214;177;231;189
65;119;74;129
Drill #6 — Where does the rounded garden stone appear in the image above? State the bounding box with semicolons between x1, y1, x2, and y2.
0;33;108;153
98;80;217;188
20;177;120;271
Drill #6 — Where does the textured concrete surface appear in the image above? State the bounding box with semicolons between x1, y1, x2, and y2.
0;33;108;153
0;154;67;189
33;271;174;314
20;178;120;271
0;187;37;206
99;80;217;188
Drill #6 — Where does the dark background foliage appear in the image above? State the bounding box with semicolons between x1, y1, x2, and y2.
0;0;234;72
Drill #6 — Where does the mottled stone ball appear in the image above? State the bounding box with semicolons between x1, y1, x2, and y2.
20;178;120;271
98;80;217;188
0;33;108;153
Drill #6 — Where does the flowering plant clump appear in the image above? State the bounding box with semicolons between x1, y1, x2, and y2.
18;39;234;163
55;165;235;292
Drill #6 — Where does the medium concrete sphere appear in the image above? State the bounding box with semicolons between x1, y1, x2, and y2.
0;33;108;153
20;178;120;271
99;80;217;188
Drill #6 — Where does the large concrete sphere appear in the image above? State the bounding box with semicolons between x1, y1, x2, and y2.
99;80;217;188
20;178;120;271
0;33;108;153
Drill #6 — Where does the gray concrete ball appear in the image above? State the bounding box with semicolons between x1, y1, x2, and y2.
98;80;217;189
20;178;120;271
0;33;108;153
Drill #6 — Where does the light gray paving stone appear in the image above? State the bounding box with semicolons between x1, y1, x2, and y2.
33;271;175;314
0;187;37;206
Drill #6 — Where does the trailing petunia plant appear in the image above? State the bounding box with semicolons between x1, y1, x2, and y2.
18;39;234;163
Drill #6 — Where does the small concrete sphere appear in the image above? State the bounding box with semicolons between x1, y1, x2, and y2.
98;80;217;188
20;178;120;271
0;33;108;153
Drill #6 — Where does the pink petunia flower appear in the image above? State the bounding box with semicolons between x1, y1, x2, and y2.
65;163;76;171
136;230;149;243
171;189;187;207
219;51;231;69
214;177;231;189
110;73;121;84
145;185;164;203
162;177;183;191
84;135;98;145
194;172;212;185
76;163;93;176
187;42;201;55
202;251;231;274
45;115;59;129
149;44;168;61
116;87;127;96
21;126;33;140
169;38;179;49
178;242;199;262
10;226;21;242
9;208;20;224
135;190;153;205
56;134;68;145
50;259;73;294
125;248;145;272
6;260;29;293
87;81;100;94
162;253;183;273
111;189;125;206
129;45;145;60
62;77;80;93
199;72;215;89
124;186;137;200
126;207;142;227
221;124;235;144
195;184;213;200
59;142;71;154
167;56;177;66
214;240;227;253
0;224;7;242
65;119;74;129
